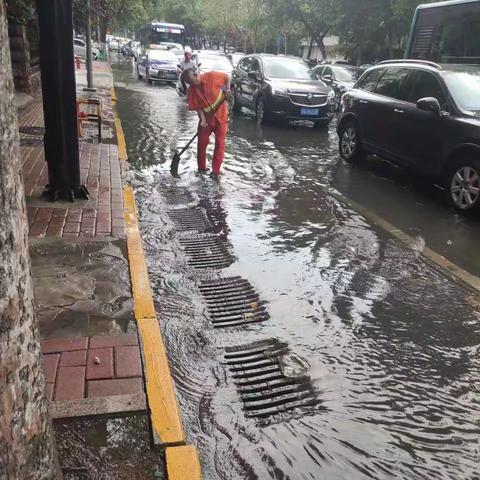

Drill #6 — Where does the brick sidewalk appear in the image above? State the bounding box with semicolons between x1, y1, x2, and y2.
18;62;124;239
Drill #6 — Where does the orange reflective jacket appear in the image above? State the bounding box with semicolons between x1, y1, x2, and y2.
187;71;229;124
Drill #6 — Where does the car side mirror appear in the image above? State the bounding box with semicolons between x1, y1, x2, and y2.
322;75;333;84
248;71;261;81
417;97;441;115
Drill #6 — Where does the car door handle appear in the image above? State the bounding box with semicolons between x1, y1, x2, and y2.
394;108;405;114
359;100;368;104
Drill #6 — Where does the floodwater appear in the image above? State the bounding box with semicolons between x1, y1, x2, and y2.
112;56;480;480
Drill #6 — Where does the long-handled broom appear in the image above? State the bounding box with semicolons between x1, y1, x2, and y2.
170;131;199;178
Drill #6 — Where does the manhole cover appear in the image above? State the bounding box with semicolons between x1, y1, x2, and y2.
224;339;317;418
179;235;234;269
168;208;212;232
199;276;269;328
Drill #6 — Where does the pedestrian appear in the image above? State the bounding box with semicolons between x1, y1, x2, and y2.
182;68;231;178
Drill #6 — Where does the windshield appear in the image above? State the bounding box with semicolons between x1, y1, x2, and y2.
148;50;177;62
200;56;232;71
443;69;480;111
263;58;317;80
333;67;358;82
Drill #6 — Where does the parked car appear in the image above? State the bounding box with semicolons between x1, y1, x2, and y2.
137;48;178;84
231;54;335;126
337;60;480;213
108;39;120;52
313;64;361;110
73;38;99;60
197;53;234;74
228;52;245;67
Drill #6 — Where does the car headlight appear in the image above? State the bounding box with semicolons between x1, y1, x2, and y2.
327;90;335;104
271;87;288;97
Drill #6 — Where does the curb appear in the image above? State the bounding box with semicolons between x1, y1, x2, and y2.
111;87;128;161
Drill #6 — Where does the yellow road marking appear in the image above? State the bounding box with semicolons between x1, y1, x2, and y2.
166;446;202;480
328;188;480;295
123;186;186;446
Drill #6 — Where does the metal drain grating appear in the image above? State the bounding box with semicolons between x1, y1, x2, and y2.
168;208;212;232
19;126;44;146
224;339;316;418
199;276;269;328
179;235;234;269
162;189;194;205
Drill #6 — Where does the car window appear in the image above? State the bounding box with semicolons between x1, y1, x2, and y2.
250;58;261;73
314;66;324;76
238;57;252;72
443;68;480;111
323;66;332;77
407;70;448;110
148;50;177;62
374;67;411;101
356;68;384;92
263;57;317;80
74;39;84;46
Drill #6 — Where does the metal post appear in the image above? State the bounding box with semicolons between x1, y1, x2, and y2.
85;0;94;90
36;0;88;201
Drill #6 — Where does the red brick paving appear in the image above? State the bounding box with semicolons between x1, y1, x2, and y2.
41;334;143;403
19;80;125;239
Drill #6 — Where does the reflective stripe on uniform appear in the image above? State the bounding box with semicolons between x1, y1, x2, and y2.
202;91;224;113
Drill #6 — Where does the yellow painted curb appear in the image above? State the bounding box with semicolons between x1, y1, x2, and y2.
123;186;186;446
115;117;128;161
111;87;117;102
166;446;202;480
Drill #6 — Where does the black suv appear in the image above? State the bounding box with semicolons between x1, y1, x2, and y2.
337;60;480;213
231;54;336;126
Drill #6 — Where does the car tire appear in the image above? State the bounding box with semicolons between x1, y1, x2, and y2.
256;96;268;125
230;87;240;115
339;120;364;162
146;69;153;85
446;157;480;214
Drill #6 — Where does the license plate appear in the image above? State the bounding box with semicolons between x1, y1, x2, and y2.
301;107;319;116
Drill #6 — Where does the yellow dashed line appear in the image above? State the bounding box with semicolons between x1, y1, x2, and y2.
123;186;187;448
166;446;202;480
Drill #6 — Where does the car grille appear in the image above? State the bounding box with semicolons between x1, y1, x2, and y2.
154;70;177;79
289;93;327;106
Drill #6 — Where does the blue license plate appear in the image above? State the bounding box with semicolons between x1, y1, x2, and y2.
301;107;319;116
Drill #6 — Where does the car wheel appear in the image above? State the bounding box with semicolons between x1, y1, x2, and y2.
447;158;480;213
230;87;240;115
339;120;363;162
146;69;153;85
256;96;268;124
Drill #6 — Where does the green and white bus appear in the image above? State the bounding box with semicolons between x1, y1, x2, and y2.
405;0;480;64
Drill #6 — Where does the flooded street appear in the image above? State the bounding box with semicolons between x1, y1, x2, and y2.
112;57;480;480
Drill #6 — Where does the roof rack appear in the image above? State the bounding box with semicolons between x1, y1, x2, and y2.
378;59;442;69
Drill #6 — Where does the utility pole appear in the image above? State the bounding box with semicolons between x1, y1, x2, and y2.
36;0;88;201
85;0;95;91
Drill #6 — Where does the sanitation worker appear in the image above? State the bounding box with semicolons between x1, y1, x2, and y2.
182;68;231;178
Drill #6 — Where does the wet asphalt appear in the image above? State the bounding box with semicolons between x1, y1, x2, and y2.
112;55;480;480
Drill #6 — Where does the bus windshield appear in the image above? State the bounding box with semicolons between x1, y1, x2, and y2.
406;0;480;65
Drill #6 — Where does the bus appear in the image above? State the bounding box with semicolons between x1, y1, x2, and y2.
405;0;480;64
137;22;186;49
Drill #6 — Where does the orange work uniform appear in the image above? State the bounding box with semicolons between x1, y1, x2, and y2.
187;72;229;174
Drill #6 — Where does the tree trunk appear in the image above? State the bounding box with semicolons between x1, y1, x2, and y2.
318;35;327;60
307;37;314;60
0;2;61;478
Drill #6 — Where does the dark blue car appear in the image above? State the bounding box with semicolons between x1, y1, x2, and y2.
137;48;178;85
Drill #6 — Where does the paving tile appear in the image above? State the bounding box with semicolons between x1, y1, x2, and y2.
90;334;138;349
86;347;114;380
87;378;143;398
42;354;60;383
60;350;87;367
42;337;89;354
63;222;81;233
47;383;54;401
115;346;142;378
54;366;86;401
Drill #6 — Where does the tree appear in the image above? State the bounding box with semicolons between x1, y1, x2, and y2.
0;1;60;478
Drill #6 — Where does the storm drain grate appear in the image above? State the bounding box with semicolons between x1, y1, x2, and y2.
224;339;316;418
199;276;269;328
19;126;44;146
168;208;212;232
179;235;234;269
162;189;194;205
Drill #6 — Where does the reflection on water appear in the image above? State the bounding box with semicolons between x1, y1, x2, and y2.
112;57;480;480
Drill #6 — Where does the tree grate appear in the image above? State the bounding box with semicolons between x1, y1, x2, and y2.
224;339;317;418
178;235;235;269
168;208;212;232
199;276;269;328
